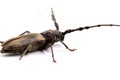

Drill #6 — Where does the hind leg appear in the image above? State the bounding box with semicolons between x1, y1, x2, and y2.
19;31;30;36
0;41;3;44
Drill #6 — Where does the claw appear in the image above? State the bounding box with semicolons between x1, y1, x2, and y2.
53;60;57;63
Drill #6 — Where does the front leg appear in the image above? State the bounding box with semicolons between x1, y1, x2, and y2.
59;41;76;51
50;45;56;63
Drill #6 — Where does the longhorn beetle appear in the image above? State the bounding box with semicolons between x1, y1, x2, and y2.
0;8;120;63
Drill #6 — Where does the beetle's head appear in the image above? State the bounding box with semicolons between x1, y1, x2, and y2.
41;30;64;42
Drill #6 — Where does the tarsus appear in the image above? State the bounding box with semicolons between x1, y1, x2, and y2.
62;24;120;35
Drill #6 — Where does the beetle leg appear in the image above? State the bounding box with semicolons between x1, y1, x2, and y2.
59;40;76;51
50;45;56;63
19;31;30;36
19;44;32;60
51;8;59;30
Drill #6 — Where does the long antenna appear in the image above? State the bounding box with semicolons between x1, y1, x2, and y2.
51;8;59;30
62;24;120;35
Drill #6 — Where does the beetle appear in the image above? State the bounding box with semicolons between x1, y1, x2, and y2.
0;8;120;62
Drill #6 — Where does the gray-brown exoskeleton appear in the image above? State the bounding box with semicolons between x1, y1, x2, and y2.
0;8;120;62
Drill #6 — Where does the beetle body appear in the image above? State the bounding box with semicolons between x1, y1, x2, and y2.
1;30;64;54
1;33;45;54
1;8;120;62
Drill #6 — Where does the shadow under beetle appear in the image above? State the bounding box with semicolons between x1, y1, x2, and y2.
0;8;120;63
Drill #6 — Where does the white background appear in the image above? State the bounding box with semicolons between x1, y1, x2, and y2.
0;0;120;80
